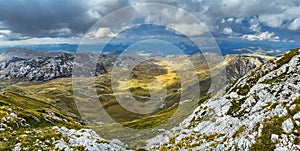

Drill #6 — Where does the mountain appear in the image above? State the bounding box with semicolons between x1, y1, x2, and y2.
0;88;129;150
147;48;300;150
0;49;267;124
0;48;268;83
0;48;54;62
0;52;107;82
1;47;290;150
224;54;271;83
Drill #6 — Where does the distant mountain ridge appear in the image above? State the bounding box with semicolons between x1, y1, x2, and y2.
0;48;269;83
0;49;107;82
0;48;48;62
1;40;297;56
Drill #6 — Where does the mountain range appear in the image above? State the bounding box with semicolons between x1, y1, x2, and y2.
0;47;299;150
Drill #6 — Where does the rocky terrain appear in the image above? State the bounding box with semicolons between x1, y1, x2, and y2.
0;88;129;151
147;48;300;150
1;47;297;150
0;49;107;82
224;54;268;83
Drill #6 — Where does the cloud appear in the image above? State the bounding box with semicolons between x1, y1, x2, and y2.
222;27;233;35
258;6;300;29
289;18;300;30
227;18;234;22
289;40;296;43
132;0;300;42
166;23;206;36
0;29;12;40
0;30;12;35
88;27;117;38
0;0;129;40
249;18;261;32
1;37;81;46
0;0;299;43
242;31;280;42
258;14;284;28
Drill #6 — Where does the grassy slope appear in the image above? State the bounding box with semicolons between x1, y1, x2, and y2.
1;56;211;149
13;57;211;120
1;52;264;149
0;89;83;150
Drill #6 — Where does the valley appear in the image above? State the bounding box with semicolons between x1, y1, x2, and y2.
1;1;300;150
0;48;273;150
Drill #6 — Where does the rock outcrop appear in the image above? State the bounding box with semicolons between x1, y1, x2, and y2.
225;54;267;83
53;126;130;151
0;51;107;82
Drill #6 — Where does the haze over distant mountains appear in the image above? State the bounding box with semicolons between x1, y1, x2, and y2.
0;39;298;56
0;47;267;83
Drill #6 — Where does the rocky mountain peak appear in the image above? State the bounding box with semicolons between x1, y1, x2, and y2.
0;51;107;82
225;54;268;84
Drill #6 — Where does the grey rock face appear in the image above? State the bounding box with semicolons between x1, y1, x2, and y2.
0;52;107;82
225;55;266;83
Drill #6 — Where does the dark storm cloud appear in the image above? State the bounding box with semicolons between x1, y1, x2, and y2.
0;0;129;39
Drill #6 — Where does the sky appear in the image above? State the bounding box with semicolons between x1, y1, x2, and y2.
0;0;300;47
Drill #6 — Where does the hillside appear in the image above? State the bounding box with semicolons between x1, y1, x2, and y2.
0;48;276;150
0;88;130;150
0;48;48;62
147;48;300;150
0;49;266;118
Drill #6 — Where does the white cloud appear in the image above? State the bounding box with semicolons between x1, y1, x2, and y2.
221;18;226;24
258;14;284;28
249;23;260;32
0;30;12;34
1;37;81;46
223;27;233;35
249;18;261;32
259;6;300;29
221;17;243;24
235;18;244;24
130;0;300;41
87;9;101;19
288;18;300;30
242;31;280;42
142;6;196;25
282;38;296;43
0;30;30;41
50;28;71;37
95;28;110;37
88;27;118;38
289;40;296;43
227;18;234;22
87;0;127;16
166;23;206;36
